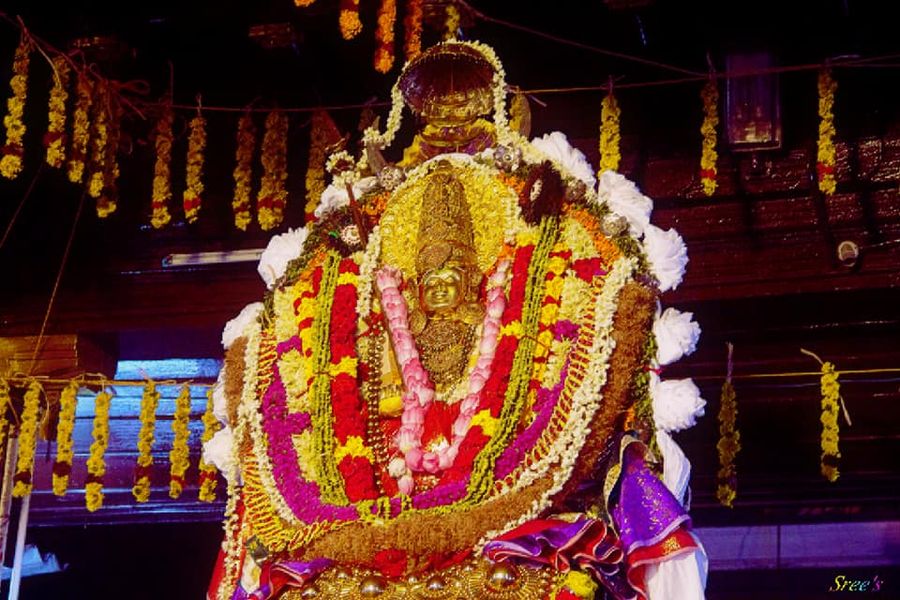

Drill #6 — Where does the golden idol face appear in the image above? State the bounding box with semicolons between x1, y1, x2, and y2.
420;266;466;316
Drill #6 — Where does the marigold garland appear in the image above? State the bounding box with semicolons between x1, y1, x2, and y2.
85;389;111;512
403;0;423;61
716;344;740;508
444;4;461;40
169;383;192;499
1;36;33;180
0;380;9;458
52;380;79;496
183;113;208;223
817;67;838;195
12;379;42;498
294;0;316;5
96;92;122;218
198;386;220;502
339;0;363;40
598;89;621;174
67;72;93;184
819;360;842;482
700;78;719;196
374;0;397;73
305;111;340;221
150;104;174;229
133;379;160;503
257;110;289;231
232;112;256;231
44;56;71;169
86;81;110;199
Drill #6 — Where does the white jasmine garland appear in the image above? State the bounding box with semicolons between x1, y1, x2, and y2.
258;227;309;289
654;307;701;366
530;131;597;189
597;170;653;237
642;224;688;292
651;373;706;433
314;176;378;220
221;302;263;349
356;225;382;319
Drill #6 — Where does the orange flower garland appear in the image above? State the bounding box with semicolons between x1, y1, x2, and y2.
700;78;719;196
817;67;838;196
183;112;208;223
67;72;93;184
1;36;33;180
150;104;174;229
403;0;423;61
85;389;111;512
198;387;220;502
339;0;363;40
374;0;397;73
169;383;192;499
44;55;71;169
305;111;340;221
232;112;257;231
598;88;621;174
257;110;289;231
294;0;316;5
444;4;461;40
52;380;79;496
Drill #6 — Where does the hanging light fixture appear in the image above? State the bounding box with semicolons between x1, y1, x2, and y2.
725;51;782;151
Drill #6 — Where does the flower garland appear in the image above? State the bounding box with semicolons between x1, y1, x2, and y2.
232;112;256;231
96;93;122;218
150;104;174;229
85;389;111;512
44;55;71;169
12;379;42;498
87;81;110;199
819;360;842;482
67;72;93;184
52;380;79;496
444;4;461;40
132;379;160;503
817;67;838;196
169;383;192;499
257;110;289;231
183;112;208;223
699;78;719;196
403;0;423;61
294;0;316;5
305;111;336;221
598;88;621;174
198;386;221;502
0;36;32;180
716;343;740;508
374;0;397;73
0;380;9;457
339;0;363;40
375;259;511;494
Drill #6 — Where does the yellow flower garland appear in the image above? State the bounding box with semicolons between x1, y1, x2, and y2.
232;112;256;231
700;78;719;196
0;380;11;464
133;380;160;503
819;361;841;482
403;0;423;61
52;380;79;496
150;105;174;229
87;81;110;199
67;72;93;184
305;111;333;221
183;113;207;223
444;4;461;40
257;110;289;231
598;89;621;174
45;55;71;169
716;345;740;508
339;0;363;40
817;68;837;195
96;93;122;218
13;379;42;498
169;383;192;499
85;390;111;512
374;0;397;73
198;386;220;502
0;36;32;180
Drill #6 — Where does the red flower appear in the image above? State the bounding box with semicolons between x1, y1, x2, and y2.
372;548;407;578
338;455;379;501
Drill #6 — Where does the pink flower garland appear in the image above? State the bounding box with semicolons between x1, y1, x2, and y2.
376;261;511;495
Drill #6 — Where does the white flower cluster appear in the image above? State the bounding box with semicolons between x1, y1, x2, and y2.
221;302;263;349
314;176;378;220
257;227;309;289
653;307;701;366
651;373;706;433
203;427;237;484
530;131;596;189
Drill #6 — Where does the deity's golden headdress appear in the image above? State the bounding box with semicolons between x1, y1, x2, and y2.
415;162;479;276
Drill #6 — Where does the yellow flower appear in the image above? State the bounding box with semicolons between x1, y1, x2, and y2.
67;73;93;183
558;570;597;599
86;390;112;512
232;113;256;230
0;37;32;180
199;386;221;502
716;379;740;508
819;361;841;482
133;380;160;503
373;0;397;73
183;113;207;223
598;90;621;174
151;106;174;229
45;56;71;169
469;409;498;437
817;68;838;196
339;0;363;40
169;384;193;499
334;435;374;462
257;111;289;231
53;380;79;496
13;379;42;497
700;78;719;196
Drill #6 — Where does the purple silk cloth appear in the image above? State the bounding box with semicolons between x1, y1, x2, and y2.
234;557;332;600
611;442;692;554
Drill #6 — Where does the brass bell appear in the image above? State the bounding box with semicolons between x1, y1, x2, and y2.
487;563;518;589
359;574;387;597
